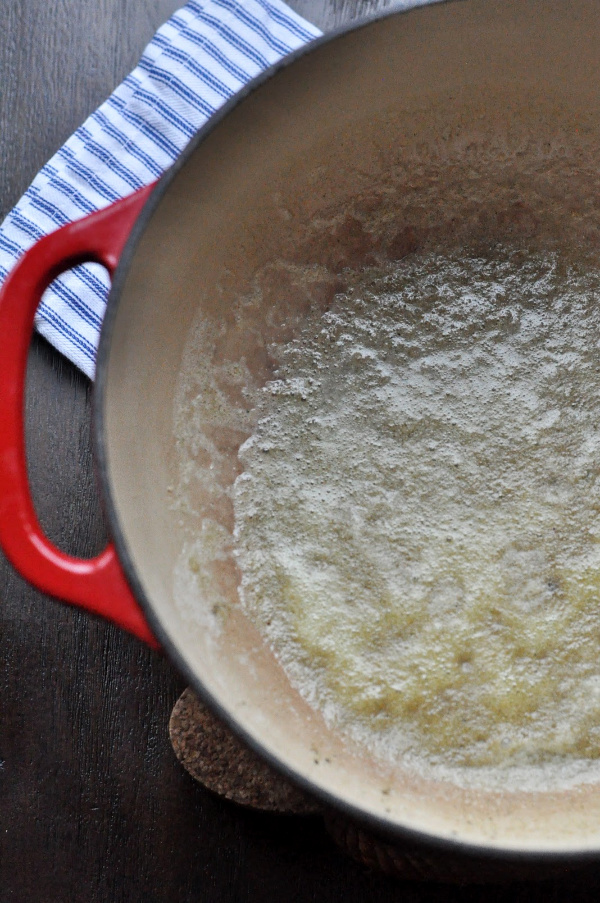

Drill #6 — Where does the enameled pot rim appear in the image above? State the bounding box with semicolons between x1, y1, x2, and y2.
93;0;600;863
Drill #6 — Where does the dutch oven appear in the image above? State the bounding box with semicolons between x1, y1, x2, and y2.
2;0;600;866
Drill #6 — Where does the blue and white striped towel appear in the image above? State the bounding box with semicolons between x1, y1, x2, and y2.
0;0;321;379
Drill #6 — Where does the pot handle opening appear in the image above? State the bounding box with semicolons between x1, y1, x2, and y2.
0;185;159;648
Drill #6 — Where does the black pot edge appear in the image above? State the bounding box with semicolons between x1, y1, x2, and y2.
93;0;600;868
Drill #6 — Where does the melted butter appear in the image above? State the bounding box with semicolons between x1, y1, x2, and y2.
232;248;600;774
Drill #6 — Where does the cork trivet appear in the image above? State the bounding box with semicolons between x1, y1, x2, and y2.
169;687;322;814
170;689;585;883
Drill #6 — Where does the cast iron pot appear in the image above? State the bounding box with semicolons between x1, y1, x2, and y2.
2;0;600;866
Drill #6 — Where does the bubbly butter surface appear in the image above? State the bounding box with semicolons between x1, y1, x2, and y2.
231;248;600;778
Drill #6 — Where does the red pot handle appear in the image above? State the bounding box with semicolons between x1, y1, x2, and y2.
0;185;159;648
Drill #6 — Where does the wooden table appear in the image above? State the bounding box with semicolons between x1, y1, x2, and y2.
1;1;599;900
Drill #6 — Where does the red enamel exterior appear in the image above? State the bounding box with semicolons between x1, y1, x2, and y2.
0;185;159;648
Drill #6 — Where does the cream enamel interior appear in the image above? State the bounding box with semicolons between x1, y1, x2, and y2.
102;0;600;852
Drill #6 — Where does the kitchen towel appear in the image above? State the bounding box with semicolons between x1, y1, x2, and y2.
0;0;322;379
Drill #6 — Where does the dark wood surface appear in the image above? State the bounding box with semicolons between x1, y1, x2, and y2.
1;1;600;900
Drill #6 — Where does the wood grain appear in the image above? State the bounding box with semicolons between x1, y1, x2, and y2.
2;1;600;900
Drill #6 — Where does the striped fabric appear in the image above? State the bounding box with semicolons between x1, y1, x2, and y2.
0;0;321;378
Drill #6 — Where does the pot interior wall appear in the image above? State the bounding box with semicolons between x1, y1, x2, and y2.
102;0;600;852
